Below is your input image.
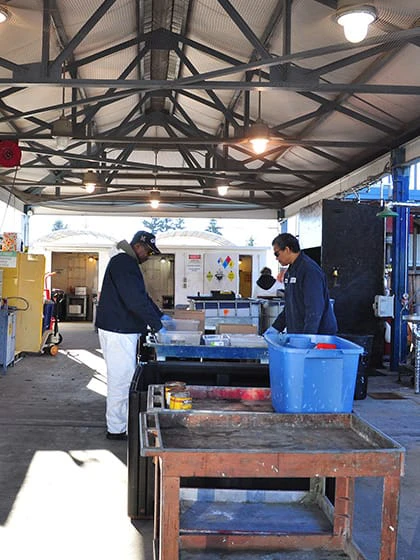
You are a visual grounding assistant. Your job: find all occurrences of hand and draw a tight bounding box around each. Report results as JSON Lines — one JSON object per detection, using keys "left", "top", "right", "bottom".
{"left": 161, "top": 314, "right": 173, "bottom": 322}
{"left": 264, "top": 326, "right": 279, "bottom": 336}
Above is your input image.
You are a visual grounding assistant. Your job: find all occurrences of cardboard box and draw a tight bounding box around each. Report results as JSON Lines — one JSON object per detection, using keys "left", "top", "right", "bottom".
{"left": 174, "top": 309, "right": 205, "bottom": 331}
{"left": 216, "top": 323, "right": 258, "bottom": 334}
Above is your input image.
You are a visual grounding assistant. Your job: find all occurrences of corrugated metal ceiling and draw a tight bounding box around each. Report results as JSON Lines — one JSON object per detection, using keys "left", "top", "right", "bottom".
{"left": 0, "top": 0, "right": 419, "bottom": 217}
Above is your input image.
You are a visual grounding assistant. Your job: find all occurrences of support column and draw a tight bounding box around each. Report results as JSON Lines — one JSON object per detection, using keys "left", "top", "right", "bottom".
{"left": 390, "top": 147, "right": 410, "bottom": 370}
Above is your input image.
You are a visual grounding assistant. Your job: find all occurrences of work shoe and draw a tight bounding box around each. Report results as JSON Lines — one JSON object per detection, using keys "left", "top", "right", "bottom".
{"left": 106, "top": 431, "right": 127, "bottom": 441}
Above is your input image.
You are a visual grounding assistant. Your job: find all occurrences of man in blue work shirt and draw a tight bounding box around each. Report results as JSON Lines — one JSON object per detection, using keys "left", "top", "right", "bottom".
{"left": 271, "top": 233, "right": 337, "bottom": 334}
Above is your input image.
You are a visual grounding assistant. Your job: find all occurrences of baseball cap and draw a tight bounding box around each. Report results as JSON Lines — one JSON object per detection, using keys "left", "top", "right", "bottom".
{"left": 130, "top": 231, "right": 161, "bottom": 255}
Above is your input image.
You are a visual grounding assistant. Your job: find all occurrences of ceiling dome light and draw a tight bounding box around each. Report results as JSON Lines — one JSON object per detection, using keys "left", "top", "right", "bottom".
{"left": 0, "top": 7, "right": 10, "bottom": 24}
{"left": 248, "top": 120, "right": 270, "bottom": 154}
{"left": 336, "top": 4, "right": 377, "bottom": 43}
{"left": 83, "top": 170, "right": 98, "bottom": 193}
{"left": 216, "top": 178, "right": 229, "bottom": 196}
{"left": 150, "top": 189, "right": 160, "bottom": 209}
{"left": 52, "top": 115, "right": 73, "bottom": 149}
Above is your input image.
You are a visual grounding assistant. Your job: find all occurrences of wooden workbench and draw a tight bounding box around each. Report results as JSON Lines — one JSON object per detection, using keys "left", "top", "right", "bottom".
{"left": 140, "top": 411, "right": 404, "bottom": 560}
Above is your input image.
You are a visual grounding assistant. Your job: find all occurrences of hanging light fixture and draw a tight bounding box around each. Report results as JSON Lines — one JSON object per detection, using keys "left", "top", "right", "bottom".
{"left": 336, "top": 2, "right": 377, "bottom": 43}
{"left": 51, "top": 66, "right": 73, "bottom": 148}
{"left": 216, "top": 178, "right": 229, "bottom": 196}
{"left": 248, "top": 70, "right": 269, "bottom": 154}
{"left": 0, "top": 6, "right": 10, "bottom": 24}
{"left": 52, "top": 115, "right": 73, "bottom": 149}
{"left": 150, "top": 150, "right": 161, "bottom": 209}
{"left": 150, "top": 188, "right": 160, "bottom": 209}
{"left": 83, "top": 170, "right": 98, "bottom": 193}
{"left": 376, "top": 203, "right": 398, "bottom": 218}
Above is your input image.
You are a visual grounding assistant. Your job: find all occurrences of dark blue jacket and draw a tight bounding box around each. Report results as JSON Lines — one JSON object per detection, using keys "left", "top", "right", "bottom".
{"left": 95, "top": 251, "right": 162, "bottom": 334}
{"left": 273, "top": 252, "right": 337, "bottom": 334}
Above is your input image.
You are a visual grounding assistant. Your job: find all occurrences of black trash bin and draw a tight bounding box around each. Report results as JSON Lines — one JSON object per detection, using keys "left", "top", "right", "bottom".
{"left": 338, "top": 333, "right": 374, "bottom": 400}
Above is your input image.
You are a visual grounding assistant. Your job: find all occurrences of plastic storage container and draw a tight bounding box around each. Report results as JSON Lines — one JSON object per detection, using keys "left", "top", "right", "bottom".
{"left": 162, "top": 318, "right": 200, "bottom": 331}
{"left": 157, "top": 330, "right": 202, "bottom": 346}
{"left": 202, "top": 334, "right": 231, "bottom": 346}
{"left": 228, "top": 334, "right": 268, "bottom": 348}
{"left": 263, "top": 331, "right": 363, "bottom": 413}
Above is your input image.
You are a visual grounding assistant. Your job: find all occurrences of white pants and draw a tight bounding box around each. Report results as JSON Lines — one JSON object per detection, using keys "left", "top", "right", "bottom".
{"left": 98, "top": 328, "right": 140, "bottom": 434}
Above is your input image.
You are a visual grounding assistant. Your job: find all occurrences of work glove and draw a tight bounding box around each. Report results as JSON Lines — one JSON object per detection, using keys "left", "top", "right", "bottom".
{"left": 264, "top": 326, "right": 279, "bottom": 336}
{"left": 152, "top": 326, "right": 167, "bottom": 343}
{"left": 161, "top": 314, "right": 173, "bottom": 322}
{"left": 161, "top": 314, "right": 176, "bottom": 330}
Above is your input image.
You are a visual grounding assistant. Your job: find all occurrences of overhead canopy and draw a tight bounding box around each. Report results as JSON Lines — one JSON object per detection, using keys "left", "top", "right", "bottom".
{"left": 0, "top": 0, "right": 419, "bottom": 218}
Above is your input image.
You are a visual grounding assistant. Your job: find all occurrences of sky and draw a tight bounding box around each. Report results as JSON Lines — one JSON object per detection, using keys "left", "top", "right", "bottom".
{"left": 0, "top": 201, "right": 280, "bottom": 248}
{"left": 30, "top": 215, "right": 280, "bottom": 247}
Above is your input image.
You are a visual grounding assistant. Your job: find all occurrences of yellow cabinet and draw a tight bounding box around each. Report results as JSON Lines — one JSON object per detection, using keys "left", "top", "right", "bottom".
{"left": 1, "top": 253, "right": 45, "bottom": 354}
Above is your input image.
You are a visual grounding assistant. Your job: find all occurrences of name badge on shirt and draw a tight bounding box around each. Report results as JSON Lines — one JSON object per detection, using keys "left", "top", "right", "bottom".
{"left": 289, "top": 277, "right": 297, "bottom": 283}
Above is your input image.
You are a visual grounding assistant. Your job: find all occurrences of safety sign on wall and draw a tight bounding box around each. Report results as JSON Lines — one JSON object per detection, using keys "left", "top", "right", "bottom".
{"left": 187, "top": 254, "right": 202, "bottom": 273}
{"left": 204, "top": 254, "right": 237, "bottom": 291}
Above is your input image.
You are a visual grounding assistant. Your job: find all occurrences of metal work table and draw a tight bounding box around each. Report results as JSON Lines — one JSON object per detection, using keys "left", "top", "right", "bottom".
{"left": 146, "top": 384, "right": 273, "bottom": 413}
{"left": 128, "top": 362, "right": 271, "bottom": 519}
{"left": 402, "top": 314, "right": 420, "bottom": 393}
{"left": 147, "top": 342, "right": 268, "bottom": 363}
{"left": 140, "top": 411, "right": 404, "bottom": 560}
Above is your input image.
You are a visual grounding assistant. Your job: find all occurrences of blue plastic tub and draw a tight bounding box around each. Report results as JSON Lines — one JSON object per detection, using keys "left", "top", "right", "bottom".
{"left": 263, "top": 331, "right": 363, "bottom": 413}
{"left": 42, "top": 302, "right": 54, "bottom": 332}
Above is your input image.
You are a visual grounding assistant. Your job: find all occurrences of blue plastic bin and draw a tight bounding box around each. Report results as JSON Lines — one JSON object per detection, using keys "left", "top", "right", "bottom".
{"left": 42, "top": 302, "right": 54, "bottom": 332}
{"left": 263, "top": 331, "right": 363, "bottom": 413}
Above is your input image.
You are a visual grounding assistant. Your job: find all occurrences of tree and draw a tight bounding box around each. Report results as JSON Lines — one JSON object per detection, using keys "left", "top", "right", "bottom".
{"left": 142, "top": 217, "right": 185, "bottom": 234}
{"left": 52, "top": 220, "right": 67, "bottom": 231}
{"left": 247, "top": 236, "right": 255, "bottom": 246}
{"left": 205, "top": 218, "right": 222, "bottom": 235}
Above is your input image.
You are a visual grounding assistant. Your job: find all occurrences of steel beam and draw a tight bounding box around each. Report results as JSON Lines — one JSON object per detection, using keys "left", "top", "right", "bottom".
{"left": 390, "top": 148, "right": 410, "bottom": 371}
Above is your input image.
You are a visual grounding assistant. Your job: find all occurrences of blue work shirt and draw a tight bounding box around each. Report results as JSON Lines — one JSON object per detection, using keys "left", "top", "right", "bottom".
{"left": 95, "top": 251, "right": 162, "bottom": 334}
{"left": 272, "top": 252, "right": 337, "bottom": 334}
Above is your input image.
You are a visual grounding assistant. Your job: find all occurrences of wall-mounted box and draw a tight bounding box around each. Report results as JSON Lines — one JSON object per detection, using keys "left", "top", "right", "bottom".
{"left": 373, "top": 295, "right": 394, "bottom": 318}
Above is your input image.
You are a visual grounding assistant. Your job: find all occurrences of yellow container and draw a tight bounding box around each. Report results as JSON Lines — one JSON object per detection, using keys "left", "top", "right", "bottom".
{"left": 164, "top": 381, "right": 186, "bottom": 407}
{"left": 169, "top": 391, "right": 192, "bottom": 410}
{"left": 1, "top": 253, "right": 45, "bottom": 353}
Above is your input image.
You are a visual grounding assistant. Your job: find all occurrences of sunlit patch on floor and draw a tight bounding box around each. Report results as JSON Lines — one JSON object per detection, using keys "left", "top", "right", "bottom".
{"left": 58, "top": 349, "right": 108, "bottom": 395}
{"left": 2, "top": 449, "right": 143, "bottom": 558}
{"left": 368, "top": 392, "right": 406, "bottom": 400}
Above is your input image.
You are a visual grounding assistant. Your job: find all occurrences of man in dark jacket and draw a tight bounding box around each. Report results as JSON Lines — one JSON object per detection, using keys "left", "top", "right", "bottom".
{"left": 271, "top": 233, "right": 337, "bottom": 334}
{"left": 96, "top": 230, "right": 164, "bottom": 439}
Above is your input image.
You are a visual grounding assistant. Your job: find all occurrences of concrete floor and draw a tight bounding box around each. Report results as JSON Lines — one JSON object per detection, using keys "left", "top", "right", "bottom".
{"left": 0, "top": 322, "right": 419, "bottom": 560}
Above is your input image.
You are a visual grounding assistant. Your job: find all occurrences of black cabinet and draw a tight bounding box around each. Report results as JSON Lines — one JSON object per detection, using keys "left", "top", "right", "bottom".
{"left": 66, "top": 294, "right": 88, "bottom": 320}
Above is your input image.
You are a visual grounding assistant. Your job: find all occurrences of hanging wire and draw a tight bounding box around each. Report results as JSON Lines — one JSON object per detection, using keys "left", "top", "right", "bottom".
{"left": 61, "top": 64, "right": 66, "bottom": 117}
{"left": 0, "top": 167, "right": 19, "bottom": 232}
{"left": 153, "top": 149, "right": 158, "bottom": 188}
